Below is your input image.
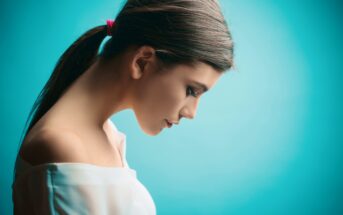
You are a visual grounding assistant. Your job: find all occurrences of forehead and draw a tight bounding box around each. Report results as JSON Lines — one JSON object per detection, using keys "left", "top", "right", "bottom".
{"left": 162, "top": 61, "right": 223, "bottom": 90}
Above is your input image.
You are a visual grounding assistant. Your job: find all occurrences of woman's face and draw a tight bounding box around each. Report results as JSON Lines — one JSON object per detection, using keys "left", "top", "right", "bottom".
{"left": 131, "top": 58, "right": 222, "bottom": 136}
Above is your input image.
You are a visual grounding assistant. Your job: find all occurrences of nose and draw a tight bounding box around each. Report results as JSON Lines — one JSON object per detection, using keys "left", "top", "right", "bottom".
{"left": 180, "top": 98, "right": 199, "bottom": 120}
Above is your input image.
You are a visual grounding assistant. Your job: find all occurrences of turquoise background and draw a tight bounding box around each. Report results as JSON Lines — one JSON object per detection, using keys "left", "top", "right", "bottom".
{"left": 1, "top": 0, "right": 342, "bottom": 214}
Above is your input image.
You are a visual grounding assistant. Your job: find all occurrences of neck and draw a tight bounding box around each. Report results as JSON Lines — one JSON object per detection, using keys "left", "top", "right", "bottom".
{"left": 49, "top": 57, "right": 133, "bottom": 129}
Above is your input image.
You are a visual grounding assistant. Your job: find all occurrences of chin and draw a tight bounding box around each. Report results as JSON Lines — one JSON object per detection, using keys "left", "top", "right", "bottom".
{"left": 140, "top": 125, "right": 162, "bottom": 136}
{"left": 143, "top": 128, "right": 161, "bottom": 136}
{"left": 135, "top": 115, "right": 162, "bottom": 136}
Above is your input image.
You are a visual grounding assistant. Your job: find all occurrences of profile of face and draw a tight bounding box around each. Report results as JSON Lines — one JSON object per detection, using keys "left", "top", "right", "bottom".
{"left": 129, "top": 46, "right": 223, "bottom": 136}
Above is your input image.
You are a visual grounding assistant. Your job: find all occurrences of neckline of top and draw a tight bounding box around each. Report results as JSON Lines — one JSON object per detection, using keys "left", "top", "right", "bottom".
{"left": 15, "top": 155, "right": 136, "bottom": 173}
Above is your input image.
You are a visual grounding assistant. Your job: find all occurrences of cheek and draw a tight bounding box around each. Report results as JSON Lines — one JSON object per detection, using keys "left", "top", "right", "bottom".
{"left": 133, "top": 79, "right": 184, "bottom": 126}
{"left": 143, "top": 82, "right": 181, "bottom": 115}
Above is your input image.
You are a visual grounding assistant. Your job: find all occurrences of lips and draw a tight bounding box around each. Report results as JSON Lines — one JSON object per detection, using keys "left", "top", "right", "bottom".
{"left": 165, "top": 119, "right": 173, "bottom": 128}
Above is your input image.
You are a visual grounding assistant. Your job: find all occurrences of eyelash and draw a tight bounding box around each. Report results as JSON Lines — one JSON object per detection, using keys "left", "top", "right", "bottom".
{"left": 186, "top": 86, "right": 199, "bottom": 97}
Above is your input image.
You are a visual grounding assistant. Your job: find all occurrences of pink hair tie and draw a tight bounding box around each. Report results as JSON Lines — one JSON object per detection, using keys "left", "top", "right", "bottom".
{"left": 106, "top": 19, "right": 115, "bottom": 36}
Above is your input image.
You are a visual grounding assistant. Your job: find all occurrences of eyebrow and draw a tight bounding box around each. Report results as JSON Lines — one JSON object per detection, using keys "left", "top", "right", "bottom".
{"left": 192, "top": 81, "right": 209, "bottom": 93}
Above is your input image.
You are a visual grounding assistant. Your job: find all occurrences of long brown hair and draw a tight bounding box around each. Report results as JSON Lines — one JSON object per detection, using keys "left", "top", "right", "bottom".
{"left": 19, "top": 0, "right": 234, "bottom": 145}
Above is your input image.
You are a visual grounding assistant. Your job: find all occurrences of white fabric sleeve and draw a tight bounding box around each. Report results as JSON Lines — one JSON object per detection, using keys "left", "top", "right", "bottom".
{"left": 23, "top": 165, "right": 155, "bottom": 215}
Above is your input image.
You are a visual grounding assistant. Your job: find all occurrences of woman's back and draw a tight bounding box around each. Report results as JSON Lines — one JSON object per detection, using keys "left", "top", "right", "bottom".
{"left": 18, "top": 111, "right": 124, "bottom": 168}
{"left": 12, "top": 119, "right": 156, "bottom": 215}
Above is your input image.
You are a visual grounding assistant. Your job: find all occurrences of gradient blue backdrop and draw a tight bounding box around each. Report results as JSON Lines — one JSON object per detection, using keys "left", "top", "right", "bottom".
{"left": 1, "top": 0, "right": 342, "bottom": 214}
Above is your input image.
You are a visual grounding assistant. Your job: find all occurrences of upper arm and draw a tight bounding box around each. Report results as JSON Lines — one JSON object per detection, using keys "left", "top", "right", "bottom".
{"left": 20, "top": 128, "right": 88, "bottom": 166}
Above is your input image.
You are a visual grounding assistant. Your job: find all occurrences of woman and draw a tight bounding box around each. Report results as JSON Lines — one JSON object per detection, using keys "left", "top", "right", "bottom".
{"left": 12, "top": 0, "right": 234, "bottom": 214}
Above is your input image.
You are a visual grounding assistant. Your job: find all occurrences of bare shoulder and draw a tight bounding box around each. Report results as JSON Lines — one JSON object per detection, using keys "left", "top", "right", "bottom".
{"left": 19, "top": 127, "right": 88, "bottom": 166}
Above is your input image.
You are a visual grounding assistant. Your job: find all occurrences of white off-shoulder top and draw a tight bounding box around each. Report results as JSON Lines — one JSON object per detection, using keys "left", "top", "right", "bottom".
{"left": 11, "top": 120, "right": 156, "bottom": 215}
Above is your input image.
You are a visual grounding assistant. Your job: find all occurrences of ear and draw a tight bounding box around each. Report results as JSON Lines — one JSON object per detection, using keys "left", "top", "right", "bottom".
{"left": 130, "top": 45, "right": 156, "bottom": 80}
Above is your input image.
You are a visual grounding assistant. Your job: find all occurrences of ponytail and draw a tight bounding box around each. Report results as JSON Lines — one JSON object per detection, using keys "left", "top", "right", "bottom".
{"left": 19, "top": 24, "right": 108, "bottom": 145}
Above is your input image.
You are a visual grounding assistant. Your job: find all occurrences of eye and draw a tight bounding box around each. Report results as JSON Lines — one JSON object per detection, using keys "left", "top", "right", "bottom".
{"left": 186, "top": 86, "right": 199, "bottom": 97}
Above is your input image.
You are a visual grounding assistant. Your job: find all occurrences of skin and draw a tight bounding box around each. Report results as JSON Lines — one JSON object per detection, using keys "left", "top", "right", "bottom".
{"left": 20, "top": 45, "right": 222, "bottom": 166}
{"left": 124, "top": 45, "right": 223, "bottom": 135}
